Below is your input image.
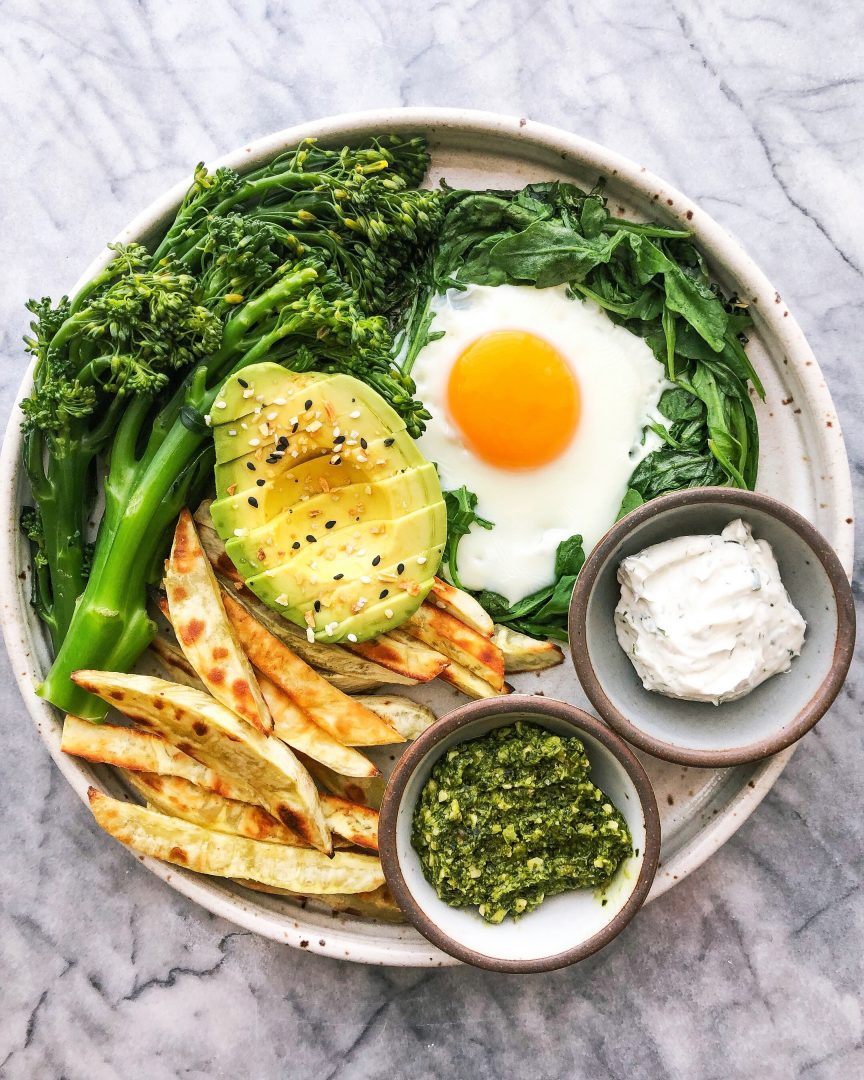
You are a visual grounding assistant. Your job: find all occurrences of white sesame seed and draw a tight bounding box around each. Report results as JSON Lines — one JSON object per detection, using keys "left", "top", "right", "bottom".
{"left": 306, "top": 627, "right": 315, "bottom": 643}
{"left": 256, "top": 394, "right": 265, "bottom": 402}
{"left": 204, "top": 414, "right": 212, "bottom": 427}
{"left": 347, "top": 633, "right": 358, "bottom": 643}
{"left": 325, "top": 621, "right": 338, "bottom": 636}
{"left": 360, "top": 575, "right": 371, "bottom": 584}
{"left": 258, "top": 423, "right": 270, "bottom": 436}
{"left": 228, "top": 429, "right": 237, "bottom": 436}
{"left": 240, "top": 422, "right": 248, "bottom": 430}
{"left": 350, "top": 410, "right": 361, "bottom": 419}
{"left": 233, "top": 528, "right": 248, "bottom": 538}
{"left": 267, "top": 411, "right": 277, "bottom": 421}
{"left": 306, "top": 420, "right": 322, "bottom": 433}
{"left": 275, "top": 593, "right": 289, "bottom": 605}
{"left": 356, "top": 454, "right": 368, "bottom": 463}
{"left": 417, "top": 556, "right": 427, "bottom": 564}
{"left": 385, "top": 608, "right": 394, "bottom": 619}
{"left": 242, "top": 388, "right": 254, "bottom": 398}
{"left": 249, "top": 438, "right": 260, "bottom": 447}
{"left": 215, "top": 401, "right": 227, "bottom": 410}
{"left": 273, "top": 397, "right": 286, "bottom": 405}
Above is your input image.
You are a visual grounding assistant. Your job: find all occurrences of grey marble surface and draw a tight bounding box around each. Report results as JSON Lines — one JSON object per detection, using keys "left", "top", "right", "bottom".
{"left": 1, "top": 1, "right": 862, "bottom": 1077}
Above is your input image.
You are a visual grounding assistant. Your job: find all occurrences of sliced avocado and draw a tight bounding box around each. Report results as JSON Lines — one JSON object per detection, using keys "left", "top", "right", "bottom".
{"left": 210, "top": 363, "right": 445, "bottom": 642}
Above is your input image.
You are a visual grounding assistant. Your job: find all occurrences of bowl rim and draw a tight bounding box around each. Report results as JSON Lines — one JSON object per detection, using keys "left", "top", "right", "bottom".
{"left": 569, "top": 487, "right": 857, "bottom": 768}
{"left": 378, "top": 694, "right": 661, "bottom": 973}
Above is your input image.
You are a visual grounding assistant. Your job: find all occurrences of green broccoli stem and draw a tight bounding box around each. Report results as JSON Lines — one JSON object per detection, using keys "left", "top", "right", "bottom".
{"left": 38, "top": 267, "right": 318, "bottom": 719}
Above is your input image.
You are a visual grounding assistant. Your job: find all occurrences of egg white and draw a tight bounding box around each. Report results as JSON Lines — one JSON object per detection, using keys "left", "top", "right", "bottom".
{"left": 412, "top": 284, "right": 667, "bottom": 603}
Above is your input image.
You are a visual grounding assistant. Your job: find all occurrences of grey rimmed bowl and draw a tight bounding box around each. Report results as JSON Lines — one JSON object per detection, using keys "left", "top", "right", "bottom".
{"left": 569, "top": 488, "right": 856, "bottom": 768}
{"left": 378, "top": 696, "right": 661, "bottom": 973}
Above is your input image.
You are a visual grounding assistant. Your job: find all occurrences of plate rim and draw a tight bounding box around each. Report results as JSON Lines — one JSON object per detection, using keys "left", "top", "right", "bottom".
{"left": 0, "top": 106, "right": 853, "bottom": 967}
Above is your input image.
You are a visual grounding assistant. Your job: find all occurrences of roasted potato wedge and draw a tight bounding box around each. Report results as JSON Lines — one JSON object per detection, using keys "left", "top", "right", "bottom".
{"left": 427, "top": 578, "right": 494, "bottom": 637}
{"left": 125, "top": 771, "right": 306, "bottom": 845}
{"left": 300, "top": 756, "right": 387, "bottom": 811}
{"left": 316, "top": 671, "right": 386, "bottom": 693}
{"left": 166, "top": 510, "right": 272, "bottom": 734}
{"left": 353, "top": 694, "right": 437, "bottom": 741}
{"left": 89, "top": 789, "right": 383, "bottom": 894}
{"left": 492, "top": 625, "right": 565, "bottom": 673}
{"left": 438, "top": 659, "right": 507, "bottom": 700}
{"left": 319, "top": 794, "right": 379, "bottom": 853}
{"left": 73, "top": 671, "right": 330, "bottom": 852}
{"left": 221, "top": 590, "right": 402, "bottom": 747}
{"left": 347, "top": 632, "right": 449, "bottom": 683}
{"left": 404, "top": 604, "right": 505, "bottom": 690}
{"left": 149, "top": 634, "right": 206, "bottom": 690}
{"left": 257, "top": 673, "right": 379, "bottom": 779}
{"left": 238, "top": 880, "right": 403, "bottom": 923}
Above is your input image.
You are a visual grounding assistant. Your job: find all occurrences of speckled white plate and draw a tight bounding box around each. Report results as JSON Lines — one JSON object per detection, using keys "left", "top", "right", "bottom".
{"left": 0, "top": 109, "right": 854, "bottom": 967}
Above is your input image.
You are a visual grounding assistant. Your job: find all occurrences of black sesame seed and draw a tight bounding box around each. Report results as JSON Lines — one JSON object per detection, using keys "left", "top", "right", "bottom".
{"left": 265, "top": 455, "right": 279, "bottom": 464}
{"left": 292, "top": 541, "right": 301, "bottom": 550}
{"left": 372, "top": 555, "right": 381, "bottom": 566}
{"left": 304, "top": 399, "right": 313, "bottom": 410}
{"left": 333, "top": 435, "right": 346, "bottom": 444}
{"left": 397, "top": 563, "right": 405, "bottom": 574}
{"left": 332, "top": 456, "right": 341, "bottom": 466}
{"left": 325, "top": 520, "right": 336, "bottom": 529}
{"left": 306, "top": 534, "right": 317, "bottom": 544}
{"left": 248, "top": 497, "right": 258, "bottom": 508}
{"left": 246, "top": 462, "right": 256, "bottom": 471}
{"left": 379, "top": 589, "right": 389, "bottom": 599}
{"left": 238, "top": 378, "right": 248, "bottom": 388}
{"left": 334, "top": 573, "right": 344, "bottom": 580}
{"left": 360, "top": 437, "right": 368, "bottom": 449}
{"left": 313, "top": 600, "right": 321, "bottom": 613}
{"left": 292, "top": 422, "right": 299, "bottom": 433}
{"left": 383, "top": 438, "right": 395, "bottom": 447}
{"left": 256, "top": 478, "right": 265, "bottom": 487}
{"left": 277, "top": 436, "right": 289, "bottom": 448}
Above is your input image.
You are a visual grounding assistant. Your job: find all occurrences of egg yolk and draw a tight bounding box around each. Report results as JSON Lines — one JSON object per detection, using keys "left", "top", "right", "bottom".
{"left": 446, "top": 330, "right": 581, "bottom": 469}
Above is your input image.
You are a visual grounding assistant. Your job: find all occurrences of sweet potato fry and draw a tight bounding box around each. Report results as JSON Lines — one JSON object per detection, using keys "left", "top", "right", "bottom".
{"left": 300, "top": 756, "right": 387, "bottom": 810}
{"left": 427, "top": 578, "right": 494, "bottom": 637}
{"left": 257, "top": 674, "right": 379, "bottom": 778}
{"left": 347, "top": 632, "right": 449, "bottom": 682}
{"left": 237, "top": 880, "right": 403, "bottom": 922}
{"left": 319, "top": 795, "right": 379, "bottom": 852}
{"left": 221, "top": 590, "right": 403, "bottom": 747}
{"left": 492, "top": 625, "right": 565, "bottom": 673}
{"left": 89, "top": 789, "right": 383, "bottom": 894}
{"left": 404, "top": 604, "right": 505, "bottom": 690}
{"left": 353, "top": 695, "right": 437, "bottom": 741}
{"left": 73, "top": 671, "right": 330, "bottom": 852}
{"left": 438, "top": 659, "right": 507, "bottom": 700}
{"left": 166, "top": 510, "right": 272, "bottom": 734}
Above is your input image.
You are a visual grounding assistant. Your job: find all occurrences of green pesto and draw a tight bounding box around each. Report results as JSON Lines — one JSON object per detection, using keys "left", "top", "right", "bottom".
{"left": 411, "top": 721, "right": 632, "bottom": 924}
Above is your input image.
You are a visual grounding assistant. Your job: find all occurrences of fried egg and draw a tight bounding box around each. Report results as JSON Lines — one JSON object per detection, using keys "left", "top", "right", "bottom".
{"left": 411, "top": 284, "right": 667, "bottom": 603}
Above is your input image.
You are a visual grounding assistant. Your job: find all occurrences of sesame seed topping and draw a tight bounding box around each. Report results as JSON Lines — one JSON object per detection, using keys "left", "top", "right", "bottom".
{"left": 325, "top": 520, "right": 336, "bottom": 529}
{"left": 215, "top": 400, "right": 227, "bottom": 409}
{"left": 397, "top": 563, "right": 405, "bottom": 574}
{"left": 304, "top": 399, "right": 313, "bottom": 410}
{"left": 360, "top": 437, "right": 368, "bottom": 450}
{"left": 267, "top": 411, "right": 277, "bottom": 421}
{"left": 334, "top": 573, "right": 344, "bottom": 580}
{"left": 242, "top": 388, "right": 254, "bottom": 398}
{"left": 228, "top": 429, "right": 237, "bottom": 437}
{"left": 347, "top": 633, "right": 358, "bottom": 643}
{"left": 350, "top": 409, "right": 361, "bottom": 419}
{"left": 306, "top": 535, "right": 317, "bottom": 544}
{"left": 333, "top": 435, "right": 346, "bottom": 445}
{"left": 331, "top": 456, "right": 342, "bottom": 465}
{"left": 417, "top": 556, "right": 427, "bottom": 564}
{"left": 324, "top": 621, "right": 338, "bottom": 636}
{"left": 249, "top": 438, "right": 261, "bottom": 447}
{"left": 292, "top": 542, "right": 301, "bottom": 550}
{"left": 356, "top": 453, "right": 368, "bottom": 463}
{"left": 306, "top": 627, "right": 315, "bottom": 643}
{"left": 237, "top": 378, "right": 248, "bottom": 388}
{"left": 246, "top": 462, "right": 256, "bottom": 471}
{"left": 379, "top": 589, "right": 389, "bottom": 599}
{"left": 233, "top": 528, "right": 247, "bottom": 537}
{"left": 361, "top": 575, "right": 371, "bottom": 584}
{"left": 248, "top": 497, "right": 258, "bottom": 508}
{"left": 313, "top": 600, "right": 321, "bottom": 613}
{"left": 204, "top": 414, "right": 212, "bottom": 426}
{"left": 385, "top": 608, "right": 394, "bottom": 619}
{"left": 383, "top": 438, "right": 395, "bottom": 447}
{"left": 275, "top": 593, "right": 289, "bottom": 605}
{"left": 372, "top": 555, "right": 381, "bottom": 566}
{"left": 274, "top": 397, "right": 286, "bottom": 405}
{"left": 256, "top": 478, "right": 265, "bottom": 487}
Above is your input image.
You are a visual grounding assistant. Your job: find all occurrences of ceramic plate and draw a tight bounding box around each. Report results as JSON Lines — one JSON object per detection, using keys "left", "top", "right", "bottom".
{"left": 0, "top": 108, "right": 854, "bottom": 967}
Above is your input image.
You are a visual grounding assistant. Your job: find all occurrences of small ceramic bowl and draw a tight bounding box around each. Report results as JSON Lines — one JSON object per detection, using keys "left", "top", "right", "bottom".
{"left": 378, "top": 696, "right": 660, "bottom": 972}
{"left": 569, "top": 488, "right": 856, "bottom": 768}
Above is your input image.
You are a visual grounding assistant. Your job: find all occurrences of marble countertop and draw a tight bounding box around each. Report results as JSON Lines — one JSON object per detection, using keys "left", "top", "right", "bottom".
{"left": 1, "top": 1, "right": 861, "bottom": 1077}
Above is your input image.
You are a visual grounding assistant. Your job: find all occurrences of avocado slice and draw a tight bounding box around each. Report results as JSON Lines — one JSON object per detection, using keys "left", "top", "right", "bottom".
{"left": 210, "top": 364, "right": 445, "bottom": 642}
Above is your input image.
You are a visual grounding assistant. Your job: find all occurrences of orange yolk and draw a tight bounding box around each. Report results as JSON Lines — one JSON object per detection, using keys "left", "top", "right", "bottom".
{"left": 446, "top": 330, "right": 580, "bottom": 470}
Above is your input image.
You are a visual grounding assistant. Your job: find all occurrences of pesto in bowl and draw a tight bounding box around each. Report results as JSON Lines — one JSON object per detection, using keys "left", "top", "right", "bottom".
{"left": 411, "top": 721, "right": 632, "bottom": 923}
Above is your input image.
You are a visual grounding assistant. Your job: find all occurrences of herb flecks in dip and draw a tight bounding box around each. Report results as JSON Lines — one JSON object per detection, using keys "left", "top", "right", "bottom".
{"left": 411, "top": 721, "right": 632, "bottom": 924}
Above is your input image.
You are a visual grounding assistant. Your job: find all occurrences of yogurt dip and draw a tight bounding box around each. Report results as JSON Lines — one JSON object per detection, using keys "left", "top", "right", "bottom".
{"left": 614, "top": 519, "right": 806, "bottom": 704}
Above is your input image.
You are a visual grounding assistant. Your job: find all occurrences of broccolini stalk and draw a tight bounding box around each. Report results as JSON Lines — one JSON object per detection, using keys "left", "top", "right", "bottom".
{"left": 32, "top": 136, "right": 442, "bottom": 718}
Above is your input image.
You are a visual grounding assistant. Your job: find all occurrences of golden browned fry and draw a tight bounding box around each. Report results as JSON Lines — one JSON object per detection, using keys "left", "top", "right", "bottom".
{"left": 353, "top": 695, "right": 437, "bottom": 741}
{"left": 61, "top": 714, "right": 229, "bottom": 791}
{"left": 166, "top": 510, "right": 272, "bottom": 734}
{"left": 300, "top": 755, "right": 387, "bottom": 810}
{"left": 438, "top": 659, "right": 507, "bottom": 699}
{"left": 427, "top": 578, "right": 494, "bottom": 637}
{"left": 347, "top": 632, "right": 450, "bottom": 683}
{"left": 319, "top": 794, "right": 379, "bottom": 852}
{"left": 125, "top": 771, "right": 306, "bottom": 845}
{"left": 492, "top": 625, "right": 565, "bottom": 673}
{"left": 73, "top": 671, "right": 330, "bottom": 852}
{"left": 404, "top": 604, "right": 505, "bottom": 690}
{"left": 238, "top": 880, "right": 403, "bottom": 923}
{"left": 192, "top": 502, "right": 244, "bottom": 584}
{"left": 88, "top": 789, "right": 383, "bottom": 894}
{"left": 257, "top": 673, "right": 379, "bottom": 779}
{"left": 221, "top": 590, "right": 403, "bottom": 748}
